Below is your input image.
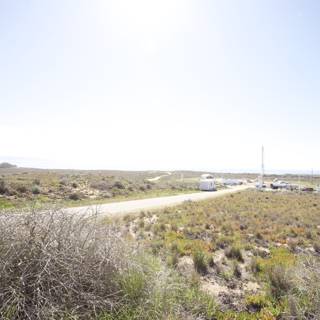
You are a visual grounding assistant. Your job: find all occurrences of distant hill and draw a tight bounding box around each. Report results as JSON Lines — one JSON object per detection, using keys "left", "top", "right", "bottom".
{"left": 0, "top": 162, "right": 17, "bottom": 169}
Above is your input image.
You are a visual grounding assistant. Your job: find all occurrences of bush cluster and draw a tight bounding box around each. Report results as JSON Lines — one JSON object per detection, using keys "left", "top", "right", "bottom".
{"left": 192, "top": 249, "right": 208, "bottom": 274}
{"left": 0, "top": 208, "right": 216, "bottom": 320}
{"left": 0, "top": 180, "right": 7, "bottom": 194}
{"left": 285, "top": 256, "right": 320, "bottom": 319}
{"left": 0, "top": 210, "right": 131, "bottom": 319}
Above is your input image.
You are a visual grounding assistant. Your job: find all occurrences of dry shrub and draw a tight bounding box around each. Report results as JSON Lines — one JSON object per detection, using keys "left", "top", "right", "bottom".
{"left": 313, "top": 242, "right": 320, "bottom": 254}
{"left": 90, "top": 181, "right": 110, "bottom": 191}
{"left": 285, "top": 256, "right": 320, "bottom": 320}
{"left": 15, "top": 184, "right": 28, "bottom": 193}
{"left": 69, "top": 192, "right": 81, "bottom": 200}
{"left": 267, "top": 265, "right": 291, "bottom": 299}
{"left": 0, "top": 208, "right": 212, "bottom": 320}
{"left": 224, "top": 245, "right": 244, "bottom": 262}
{"left": 0, "top": 208, "right": 131, "bottom": 319}
{"left": 113, "top": 181, "right": 125, "bottom": 189}
{"left": 233, "top": 262, "right": 242, "bottom": 278}
{"left": 0, "top": 179, "right": 8, "bottom": 194}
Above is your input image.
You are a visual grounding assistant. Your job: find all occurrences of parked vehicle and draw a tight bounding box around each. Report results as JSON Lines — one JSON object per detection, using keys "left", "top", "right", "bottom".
{"left": 199, "top": 174, "right": 216, "bottom": 191}
{"left": 301, "top": 187, "right": 314, "bottom": 192}
{"left": 255, "top": 182, "right": 266, "bottom": 189}
{"left": 270, "top": 180, "right": 289, "bottom": 190}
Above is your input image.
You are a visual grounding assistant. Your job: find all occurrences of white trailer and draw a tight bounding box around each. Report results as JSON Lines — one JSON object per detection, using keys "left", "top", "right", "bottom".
{"left": 199, "top": 174, "right": 216, "bottom": 191}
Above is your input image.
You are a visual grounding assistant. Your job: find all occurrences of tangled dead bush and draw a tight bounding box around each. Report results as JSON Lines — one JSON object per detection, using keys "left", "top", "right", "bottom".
{"left": 0, "top": 208, "right": 215, "bottom": 320}
{"left": 0, "top": 208, "right": 132, "bottom": 319}
{"left": 285, "top": 256, "right": 320, "bottom": 320}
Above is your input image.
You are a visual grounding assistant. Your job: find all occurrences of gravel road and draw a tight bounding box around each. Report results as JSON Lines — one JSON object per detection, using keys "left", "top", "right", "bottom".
{"left": 65, "top": 185, "right": 251, "bottom": 218}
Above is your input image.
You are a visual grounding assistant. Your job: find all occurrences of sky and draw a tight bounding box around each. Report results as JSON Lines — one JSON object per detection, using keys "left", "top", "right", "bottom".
{"left": 0, "top": 0, "right": 319, "bottom": 173}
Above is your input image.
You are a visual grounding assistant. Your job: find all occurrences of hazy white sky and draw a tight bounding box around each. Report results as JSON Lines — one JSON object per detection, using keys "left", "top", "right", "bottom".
{"left": 1, "top": 0, "right": 320, "bottom": 173}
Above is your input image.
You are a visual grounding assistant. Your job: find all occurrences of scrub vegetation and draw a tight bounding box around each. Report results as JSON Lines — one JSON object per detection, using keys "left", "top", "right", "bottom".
{"left": 1, "top": 168, "right": 320, "bottom": 319}
{"left": 0, "top": 167, "right": 201, "bottom": 209}
{"left": 2, "top": 166, "right": 318, "bottom": 210}
{"left": 0, "top": 208, "right": 216, "bottom": 320}
{"left": 114, "top": 190, "right": 320, "bottom": 319}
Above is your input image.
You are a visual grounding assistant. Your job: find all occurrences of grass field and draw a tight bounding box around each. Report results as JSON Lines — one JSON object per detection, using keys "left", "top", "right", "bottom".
{"left": 113, "top": 189, "right": 320, "bottom": 319}
{"left": 1, "top": 179, "right": 320, "bottom": 319}
{"left": 1, "top": 166, "right": 318, "bottom": 210}
{"left": 1, "top": 165, "right": 320, "bottom": 318}
{"left": 0, "top": 167, "right": 203, "bottom": 209}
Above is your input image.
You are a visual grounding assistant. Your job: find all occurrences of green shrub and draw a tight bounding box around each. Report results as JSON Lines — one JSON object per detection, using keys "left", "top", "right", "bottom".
{"left": 120, "top": 270, "right": 146, "bottom": 302}
{"left": 33, "top": 179, "right": 41, "bottom": 186}
{"left": 192, "top": 249, "right": 208, "bottom": 274}
{"left": 69, "top": 193, "right": 80, "bottom": 200}
{"left": 255, "top": 232, "right": 264, "bottom": 240}
{"left": 91, "top": 181, "right": 109, "bottom": 191}
{"left": 138, "top": 220, "right": 145, "bottom": 229}
{"left": 0, "top": 180, "right": 7, "bottom": 194}
{"left": 225, "top": 245, "right": 244, "bottom": 262}
{"left": 102, "top": 191, "right": 113, "bottom": 198}
{"left": 267, "top": 265, "right": 291, "bottom": 299}
{"left": 216, "top": 235, "right": 234, "bottom": 249}
{"left": 31, "top": 186, "right": 41, "bottom": 195}
{"left": 250, "top": 258, "right": 262, "bottom": 274}
{"left": 139, "top": 211, "right": 146, "bottom": 218}
{"left": 167, "top": 251, "right": 179, "bottom": 267}
{"left": 151, "top": 241, "right": 163, "bottom": 255}
{"left": 113, "top": 181, "right": 125, "bottom": 189}
{"left": 59, "top": 179, "right": 67, "bottom": 186}
{"left": 245, "top": 294, "right": 269, "bottom": 312}
{"left": 313, "top": 242, "right": 320, "bottom": 253}
{"left": 16, "top": 184, "right": 27, "bottom": 193}
{"left": 171, "top": 224, "right": 178, "bottom": 232}
{"left": 233, "top": 262, "right": 242, "bottom": 278}
{"left": 182, "top": 287, "right": 217, "bottom": 319}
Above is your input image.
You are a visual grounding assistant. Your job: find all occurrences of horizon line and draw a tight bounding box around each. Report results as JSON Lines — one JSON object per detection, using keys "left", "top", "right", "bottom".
{"left": 1, "top": 164, "right": 319, "bottom": 176}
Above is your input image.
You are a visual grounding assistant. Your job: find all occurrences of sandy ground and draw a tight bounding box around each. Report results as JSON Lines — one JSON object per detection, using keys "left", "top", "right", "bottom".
{"left": 65, "top": 185, "right": 252, "bottom": 218}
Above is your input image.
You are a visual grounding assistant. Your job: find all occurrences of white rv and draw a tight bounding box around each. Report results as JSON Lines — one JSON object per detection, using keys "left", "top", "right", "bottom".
{"left": 199, "top": 174, "right": 216, "bottom": 191}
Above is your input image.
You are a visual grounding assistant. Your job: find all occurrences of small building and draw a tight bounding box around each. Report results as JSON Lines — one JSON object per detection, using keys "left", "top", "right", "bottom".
{"left": 199, "top": 174, "right": 216, "bottom": 191}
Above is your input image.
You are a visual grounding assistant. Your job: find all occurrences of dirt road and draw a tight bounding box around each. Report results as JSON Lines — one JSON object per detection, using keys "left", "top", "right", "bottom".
{"left": 65, "top": 185, "right": 251, "bottom": 218}
{"left": 146, "top": 171, "right": 172, "bottom": 182}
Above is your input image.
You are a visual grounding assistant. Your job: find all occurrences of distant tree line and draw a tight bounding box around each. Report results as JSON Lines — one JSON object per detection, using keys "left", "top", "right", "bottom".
{"left": 0, "top": 162, "right": 17, "bottom": 169}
